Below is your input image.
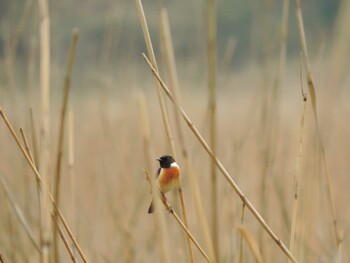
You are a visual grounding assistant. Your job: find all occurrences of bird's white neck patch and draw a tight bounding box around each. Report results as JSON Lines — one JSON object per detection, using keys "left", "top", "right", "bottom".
{"left": 170, "top": 162, "right": 178, "bottom": 168}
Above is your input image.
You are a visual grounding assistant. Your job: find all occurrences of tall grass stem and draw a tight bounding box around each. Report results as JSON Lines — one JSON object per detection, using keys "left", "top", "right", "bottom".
{"left": 294, "top": 0, "right": 342, "bottom": 249}
{"left": 160, "top": 8, "right": 195, "bottom": 263}
{"left": 135, "top": 2, "right": 194, "bottom": 261}
{"left": 207, "top": 0, "right": 219, "bottom": 260}
{"left": 53, "top": 28, "right": 79, "bottom": 263}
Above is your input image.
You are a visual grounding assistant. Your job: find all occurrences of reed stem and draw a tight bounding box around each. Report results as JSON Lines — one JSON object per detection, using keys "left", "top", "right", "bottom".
{"left": 238, "top": 203, "right": 246, "bottom": 263}
{"left": 160, "top": 8, "right": 195, "bottom": 263}
{"left": 135, "top": 2, "right": 194, "bottom": 262}
{"left": 53, "top": 28, "right": 79, "bottom": 263}
{"left": 207, "top": 0, "right": 219, "bottom": 260}
{"left": 38, "top": 0, "right": 52, "bottom": 260}
{"left": 294, "top": 0, "right": 342, "bottom": 249}
{"left": 288, "top": 56, "right": 307, "bottom": 263}
{"left": 138, "top": 93, "right": 172, "bottom": 263}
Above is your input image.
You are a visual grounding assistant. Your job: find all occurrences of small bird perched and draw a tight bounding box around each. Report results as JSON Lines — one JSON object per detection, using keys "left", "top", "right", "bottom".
{"left": 148, "top": 155, "right": 180, "bottom": 214}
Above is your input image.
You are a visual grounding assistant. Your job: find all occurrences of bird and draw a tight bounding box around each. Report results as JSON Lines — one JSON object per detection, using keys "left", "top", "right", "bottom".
{"left": 148, "top": 155, "right": 180, "bottom": 214}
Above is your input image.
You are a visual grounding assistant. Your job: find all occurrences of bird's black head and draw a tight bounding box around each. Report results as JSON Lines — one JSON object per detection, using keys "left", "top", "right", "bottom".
{"left": 157, "top": 155, "right": 176, "bottom": 168}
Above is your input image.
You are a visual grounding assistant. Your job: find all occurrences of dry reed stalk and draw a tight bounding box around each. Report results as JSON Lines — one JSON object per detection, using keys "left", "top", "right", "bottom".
{"left": 152, "top": 183, "right": 173, "bottom": 263}
{"left": 56, "top": 223, "right": 79, "bottom": 263}
{"left": 137, "top": 93, "right": 172, "bottom": 263}
{"left": 135, "top": 2, "right": 194, "bottom": 261}
{"left": 258, "top": 1, "right": 290, "bottom": 255}
{"left": 0, "top": 109, "right": 88, "bottom": 263}
{"left": 53, "top": 28, "right": 79, "bottom": 263}
{"left": 257, "top": 150, "right": 268, "bottom": 257}
{"left": 288, "top": 57, "right": 307, "bottom": 263}
{"left": 255, "top": 2, "right": 275, "bottom": 255}
{"left": 20, "top": 126, "right": 42, "bottom": 243}
{"left": 207, "top": 0, "right": 219, "bottom": 260}
{"left": 160, "top": 14, "right": 217, "bottom": 259}
{"left": 318, "top": 1, "right": 350, "bottom": 155}
{"left": 20, "top": 128, "right": 35, "bottom": 164}
{"left": 29, "top": 108, "right": 40, "bottom": 168}
{"left": 159, "top": 8, "right": 195, "bottom": 263}
{"left": 238, "top": 226, "right": 264, "bottom": 263}
{"left": 169, "top": 211, "right": 210, "bottom": 263}
{"left": 137, "top": 93, "right": 154, "bottom": 176}
{"left": 135, "top": 0, "right": 175, "bottom": 154}
{"left": 294, "top": 0, "right": 342, "bottom": 249}
{"left": 238, "top": 203, "right": 246, "bottom": 263}
{"left": 144, "top": 171, "right": 211, "bottom": 263}
{"left": 0, "top": 173, "right": 40, "bottom": 252}
{"left": 142, "top": 54, "right": 299, "bottom": 263}
{"left": 38, "top": 0, "right": 52, "bottom": 261}
{"left": 259, "top": 1, "right": 291, "bottom": 248}
{"left": 29, "top": 109, "right": 44, "bottom": 250}
{"left": 56, "top": 210, "right": 87, "bottom": 263}
{"left": 187, "top": 163, "right": 216, "bottom": 261}
{"left": 67, "top": 110, "right": 77, "bottom": 255}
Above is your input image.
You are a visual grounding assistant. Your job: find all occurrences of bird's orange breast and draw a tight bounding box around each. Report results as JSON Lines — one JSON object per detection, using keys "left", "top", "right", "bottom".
{"left": 157, "top": 166, "right": 180, "bottom": 193}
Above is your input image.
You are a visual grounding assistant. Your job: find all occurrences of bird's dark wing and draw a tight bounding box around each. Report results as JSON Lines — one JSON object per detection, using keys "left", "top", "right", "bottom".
{"left": 156, "top": 167, "right": 161, "bottom": 178}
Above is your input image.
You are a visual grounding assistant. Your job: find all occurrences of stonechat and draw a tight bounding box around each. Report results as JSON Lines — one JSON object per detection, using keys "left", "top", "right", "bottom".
{"left": 148, "top": 155, "right": 180, "bottom": 213}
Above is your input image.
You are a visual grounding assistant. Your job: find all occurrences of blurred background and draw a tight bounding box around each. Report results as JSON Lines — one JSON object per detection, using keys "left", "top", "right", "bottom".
{"left": 0, "top": 0, "right": 349, "bottom": 262}
{"left": 0, "top": 0, "right": 342, "bottom": 90}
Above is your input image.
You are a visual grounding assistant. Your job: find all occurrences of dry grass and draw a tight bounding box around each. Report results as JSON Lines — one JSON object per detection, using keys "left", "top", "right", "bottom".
{"left": 0, "top": 1, "right": 350, "bottom": 263}
{"left": 1, "top": 67, "right": 350, "bottom": 262}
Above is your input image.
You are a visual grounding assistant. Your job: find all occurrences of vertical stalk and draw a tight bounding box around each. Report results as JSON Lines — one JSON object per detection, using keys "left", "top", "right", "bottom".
{"left": 38, "top": 0, "right": 51, "bottom": 261}
{"left": 135, "top": 0, "right": 175, "bottom": 154}
{"left": 160, "top": 6, "right": 216, "bottom": 260}
{"left": 29, "top": 108, "right": 43, "bottom": 250}
{"left": 67, "top": 110, "right": 76, "bottom": 256}
{"left": 160, "top": 8, "right": 195, "bottom": 263}
{"left": 137, "top": 93, "right": 172, "bottom": 263}
{"left": 288, "top": 64, "right": 307, "bottom": 263}
{"left": 30, "top": 108, "right": 40, "bottom": 168}
{"left": 238, "top": 204, "right": 246, "bottom": 263}
{"left": 207, "top": 0, "right": 219, "bottom": 261}
{"left": 294, "top": 0, "right": 342, "bottom": 249}
{"left": 53, "top": 28, "right": 79, "bottom": 263}
{"left": 135, "top": 1, "right": 194, "bottom": 262}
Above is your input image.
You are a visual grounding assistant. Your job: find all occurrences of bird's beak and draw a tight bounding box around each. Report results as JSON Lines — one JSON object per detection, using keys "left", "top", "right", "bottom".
{"left": 156, "top": 158, "right": 161, "bottom": 161}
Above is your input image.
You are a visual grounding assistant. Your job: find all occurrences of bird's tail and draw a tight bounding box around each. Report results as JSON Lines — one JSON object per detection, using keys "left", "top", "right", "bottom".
{"left": 148, "top": 200, "right": 154, "bottom": 214}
